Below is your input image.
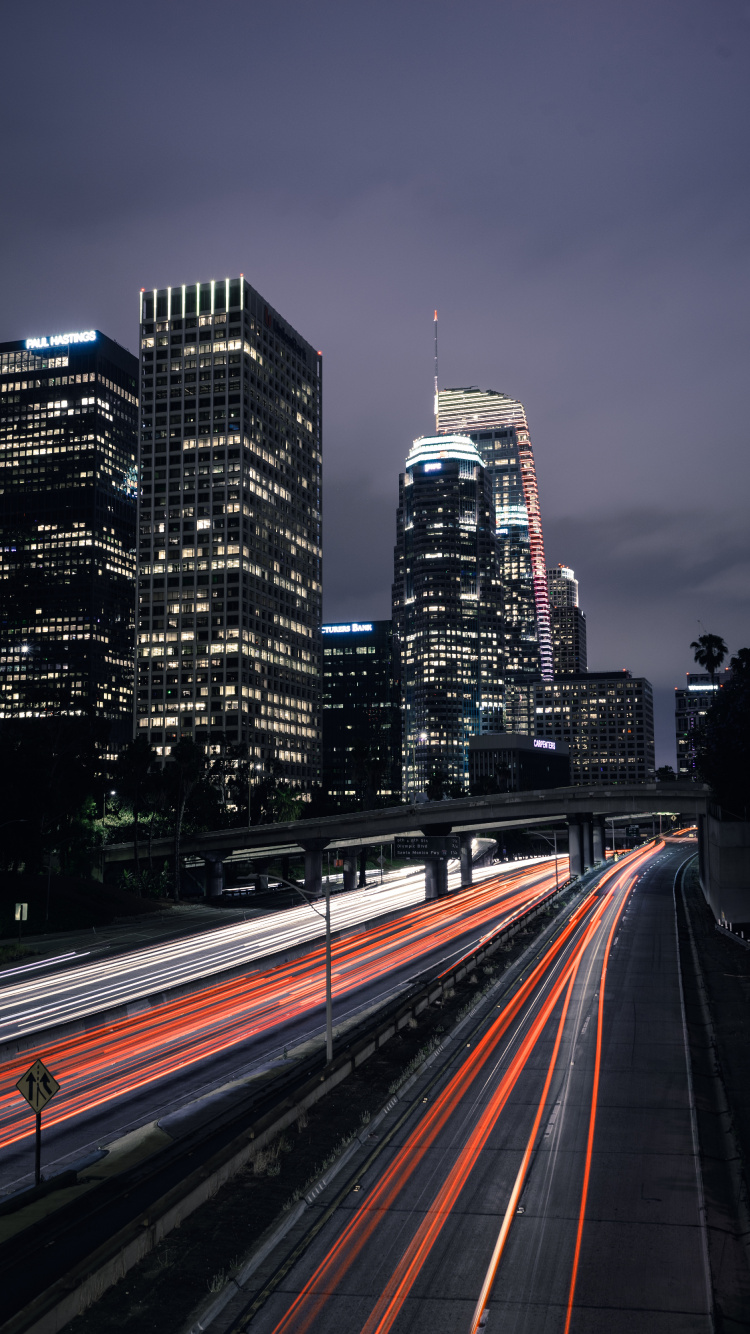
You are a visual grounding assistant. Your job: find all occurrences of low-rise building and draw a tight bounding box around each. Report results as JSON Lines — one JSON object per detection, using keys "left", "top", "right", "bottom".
{"left": 469, "top": 732, "right": 570, "bottom": 792}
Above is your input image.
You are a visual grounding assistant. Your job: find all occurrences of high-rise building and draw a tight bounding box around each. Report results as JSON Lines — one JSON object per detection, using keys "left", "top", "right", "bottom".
{"left": 547, "top": 563, "right": 587, "bottom": 675}
{"left": 0, "top": 329, "right": 138, "bottom": 740}
{"left": 529, "top": 671, "right": 655, "bottom": 784}
{"left": 392, "top": 434, "right": 504, "bottom": 795}
{"left": 437, "top": 387, "right": 552, "bottom": 687}
{"left": 675, "top": 670, "right": 730, "bottom": 779}
{"left": 322, "top": 619, "right": 401, "bottom": 805}
{"left": 136, "top": 278, "right": 322, "bottom": 789}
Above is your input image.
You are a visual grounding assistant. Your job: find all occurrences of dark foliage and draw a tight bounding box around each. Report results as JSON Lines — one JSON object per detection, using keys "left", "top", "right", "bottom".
{"left": 696, "top": 648, "right": 750, "bottom": 815}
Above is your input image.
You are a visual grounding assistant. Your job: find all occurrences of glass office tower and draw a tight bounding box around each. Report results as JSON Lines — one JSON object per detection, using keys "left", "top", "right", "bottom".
{"left": 437, "top": 387, "right": 553, "bottom": 699}
{"left": 547, "top": 563, "right": 587, "bottom": 676}
{"left": 136, "top": 278, "right": 322, "bottom": 789}
{"left": 0, "top": 330, "right": 138, "bottom": 742}
{"left": 392, "top": 435, "right": 504, "bottom": 795}
{"left": 322, "top": 619, "right": 401, "bottom": 805}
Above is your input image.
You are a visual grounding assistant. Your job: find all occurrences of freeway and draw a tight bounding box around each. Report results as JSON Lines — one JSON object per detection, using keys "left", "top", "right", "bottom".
{"left": 0, "top": 859, "right": 553, "bottom": 1046}
{"left": 0, "top": 858, "right": 564, "bottom": 1193}
{"left": 236, "top": 837, "right": 710, "bottom": 1334}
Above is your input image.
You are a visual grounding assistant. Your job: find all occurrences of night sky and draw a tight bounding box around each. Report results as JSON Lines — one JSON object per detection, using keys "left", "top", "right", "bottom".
{"left": 2, "top": 1, "right": 748, "bottom": 766}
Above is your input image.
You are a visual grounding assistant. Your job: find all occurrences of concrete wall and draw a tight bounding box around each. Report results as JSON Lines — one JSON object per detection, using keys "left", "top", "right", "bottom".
{"left": 700, "top": 813, "right": 750, "bottom": 925}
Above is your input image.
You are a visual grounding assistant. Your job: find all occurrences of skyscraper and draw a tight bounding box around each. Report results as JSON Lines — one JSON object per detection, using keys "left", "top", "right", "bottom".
{"left": 547, "top": 563, "right": 587, "bottom": 675}
{"left": 392, "top": 434, "right": 504, "bottom": 795}
{"left": 322, "top": 619, "right": 401, "bottom": 805}
{"left": 136, "top": 278, "right": 322, "bottom": 789}
{"left": 0, "top": 329, "right": 138, "bottom": 740}
{"left": 675, "top": 670, "right": 729, "bottom": 779}
{"left": 531, "top": 670, "right": 655, "bottom": 784}
{"left": 436, "top": 387, "right": 552, "bottom": 694}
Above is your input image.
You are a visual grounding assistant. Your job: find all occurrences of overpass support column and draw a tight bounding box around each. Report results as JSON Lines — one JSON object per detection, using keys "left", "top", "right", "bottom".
{"left": 581, "top": 817, "right": 593, "bottom": 871}
{"left": 459, "top": 833, "right": 473, "bottom": 887}
{"left": 342, "top": 849, "right": 357, "bottom": 893}
{"left": 300, "top": 839, "right": 329, "bottom": 899}
{"left": 568, "top": 821, "right": 582, "bottom": 878}
{"left": 592, "top": 818, "right": 605, "bottom": 865}
{"left": 358, "top": 847, "right": 368, "bottom": 887}
{"left": 253, "top": 857, "right": 271, "bottom": 891}
{"left": 425, "top": 857, "right": 449, "bottom": 901}
{"left": 204, "top": 855, "right": 224, "bottom": 898}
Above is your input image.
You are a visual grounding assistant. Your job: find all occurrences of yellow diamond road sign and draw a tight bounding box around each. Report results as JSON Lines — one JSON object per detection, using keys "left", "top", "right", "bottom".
{"left": 16, "top": 1059, "right": 60, "bottom": 1114}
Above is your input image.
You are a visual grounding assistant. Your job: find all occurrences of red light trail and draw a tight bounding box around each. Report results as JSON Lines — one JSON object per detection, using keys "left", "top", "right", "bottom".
{"left": 252, "top": 842, "right": 658, "bottom": 1334}
{"left": 0, "top": 861, "right": 562, "bottom": 1153}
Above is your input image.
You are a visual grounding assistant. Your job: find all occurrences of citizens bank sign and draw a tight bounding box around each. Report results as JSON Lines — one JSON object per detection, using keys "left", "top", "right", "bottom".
{"left": 25, "top": 330, "right": 97, "bottom": 350}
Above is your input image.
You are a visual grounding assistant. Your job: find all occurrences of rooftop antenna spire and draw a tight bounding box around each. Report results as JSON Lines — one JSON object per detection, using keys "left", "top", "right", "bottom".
{"left": 433, "top": 309, "right": 439, "bottom": 433}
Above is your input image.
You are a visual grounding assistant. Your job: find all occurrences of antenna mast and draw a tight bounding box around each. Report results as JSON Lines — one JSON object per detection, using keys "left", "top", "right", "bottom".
{"left": 433, "top": 309, "right": 439, "bottom": 433}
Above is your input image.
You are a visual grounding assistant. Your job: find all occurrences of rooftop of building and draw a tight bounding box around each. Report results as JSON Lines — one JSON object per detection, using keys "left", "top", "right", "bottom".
{"left": 406, "top": 433, "right": 483, "bottom": 470}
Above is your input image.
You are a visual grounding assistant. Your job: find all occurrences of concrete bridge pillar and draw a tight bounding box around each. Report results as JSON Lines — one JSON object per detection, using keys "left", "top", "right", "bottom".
{"left": 300, "top": 838, "right": 329, "bottom": 899}
{"left": 568, "top": 821, "right": 582, "bottom": 878}
{"left": 581, "top": 818, "right": 593, "bottom": 871}
{"left": 358, "top": 847, "right": 368, "bottom": 887}
{"left": 204, "top": 855, "right": 224, "bottom": 898}
{"left": 459, "top": 833, "right": 473, "bottom": 887}
{"left": 425, "top": 857, "right": 449, "bottom": 900}
{"left": 592, "top": 819, "right": 605, "bottom": 865}
{"left": 342, "top": 849, "right": 357, "bottom": 893}
{"left": 253, "top": 857, "right": 271, "bottom": 891}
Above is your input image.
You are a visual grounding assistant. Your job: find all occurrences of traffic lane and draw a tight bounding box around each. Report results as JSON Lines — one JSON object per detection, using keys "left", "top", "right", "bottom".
{"left": 243, "top": 881, "right": 609, "bottom": 1334}
{"left": 493, "top": 845, "right": 708, "bottom": 1333}
{"left": 568, "top": 846, "right": 710, "bottom": 1332}
{"left": 240, "top": 851, "right": 675, "bottom": 1334}
{"left": 0, "top": 870, "right": 551, "bottom": 1192}
{"left": 0, "top": 862, "right": 552, "bottom": 1042}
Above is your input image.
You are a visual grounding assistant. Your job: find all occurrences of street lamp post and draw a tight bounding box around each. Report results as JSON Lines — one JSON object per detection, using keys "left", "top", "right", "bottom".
{"left": 272, "top": 870, "right": 333, "bottom": 1064}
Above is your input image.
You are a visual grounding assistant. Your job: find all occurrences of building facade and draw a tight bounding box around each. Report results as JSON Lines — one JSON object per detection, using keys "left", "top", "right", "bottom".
{"left": 469, "top": 732, "right": 570, "bottom": 792}
{"left": 0, "top": 329, "right": 138, "bottom": 741}
{"left": 136, "top": 278, "right": 322, "bottom": 788}
{"left": 436, "top": 387, "right": 552, "bottom": 693}
{"left": 322, "top": 620, "right": 401, "bottom": 805}
{"left": 528, "top": 671, "right": 655, "bottom": 785}
{"left": 392, "top": 434, "right": 504, "bottom": 795}
{"left": 675, "top": 670, "right": 729, "bottom": 779}
{"left": 547, "top": 563, "right": 587, "bottom": 675}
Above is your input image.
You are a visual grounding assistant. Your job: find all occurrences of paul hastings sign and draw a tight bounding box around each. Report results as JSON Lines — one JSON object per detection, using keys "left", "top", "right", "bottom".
{"left": 25, "top": 331, "right": 97, "bottom": 351}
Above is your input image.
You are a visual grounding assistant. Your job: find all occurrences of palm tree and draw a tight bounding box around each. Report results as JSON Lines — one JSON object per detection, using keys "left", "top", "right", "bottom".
{"left": 690, "top": 633, "right": 728, "bottom": 684}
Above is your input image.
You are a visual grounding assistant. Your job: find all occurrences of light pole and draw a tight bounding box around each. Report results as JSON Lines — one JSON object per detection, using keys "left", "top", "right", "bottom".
{"left": 271, "top": 871, "right": 333, "bottom": 1063}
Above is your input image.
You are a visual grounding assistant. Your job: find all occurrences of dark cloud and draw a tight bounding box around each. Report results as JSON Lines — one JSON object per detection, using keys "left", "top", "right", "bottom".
{"left": 1, "top": 0, "right": 748, "bottom": 766}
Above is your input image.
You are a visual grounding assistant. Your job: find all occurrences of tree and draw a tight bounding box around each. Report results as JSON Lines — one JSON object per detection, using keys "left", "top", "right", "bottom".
{"left": 695, "top": 647, "right": 750, "bottom": 814}
{"left": 164, "top": 739, "right": 205, "bottom": 900}
{"left": 690, "top": 632, "right": 728, "bottom": 683}
{"left": 115, "top": 737, "right": 156, "bottom": 885}
{"left": 655, "top": 765, "right": 677, "bottom": 782}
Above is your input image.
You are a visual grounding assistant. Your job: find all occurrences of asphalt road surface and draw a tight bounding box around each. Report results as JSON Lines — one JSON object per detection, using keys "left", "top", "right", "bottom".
{"left": 235, "top": 837, "right": 710, "bottom": 1334}
{"left": 0, "top": 859, "right": 560, "bottom": 1194}
{"left": 0, "top": 859, "right": 555, "bottom": 1044}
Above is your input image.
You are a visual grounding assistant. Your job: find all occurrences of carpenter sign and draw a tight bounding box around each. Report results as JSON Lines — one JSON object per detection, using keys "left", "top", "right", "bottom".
{"left": 394, "top": 835, "right": 460, "bottom": 861}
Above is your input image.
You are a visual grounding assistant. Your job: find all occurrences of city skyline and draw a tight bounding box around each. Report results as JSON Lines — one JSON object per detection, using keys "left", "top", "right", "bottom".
{"left": 1, "top": 2, "right": 748, "bottom": 771}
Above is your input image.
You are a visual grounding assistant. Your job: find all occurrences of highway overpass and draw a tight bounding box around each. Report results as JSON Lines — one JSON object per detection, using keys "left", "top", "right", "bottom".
{"left": 104, "top": 781, "right": 708, "bottom": 897}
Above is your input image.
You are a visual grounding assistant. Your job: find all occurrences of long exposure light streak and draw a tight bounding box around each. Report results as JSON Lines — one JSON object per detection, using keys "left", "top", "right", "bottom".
{"left": 260, "top": 888, "right": 605, "bottom": 1334}
{"left": 260, "top": 842, "right": 658, "bottom": 1334}
{"left": 563, "top": 869, "right": 635, "bottom": 1334}
{"left": 0, "top": 863, "right": 559, "bottom": 1152}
